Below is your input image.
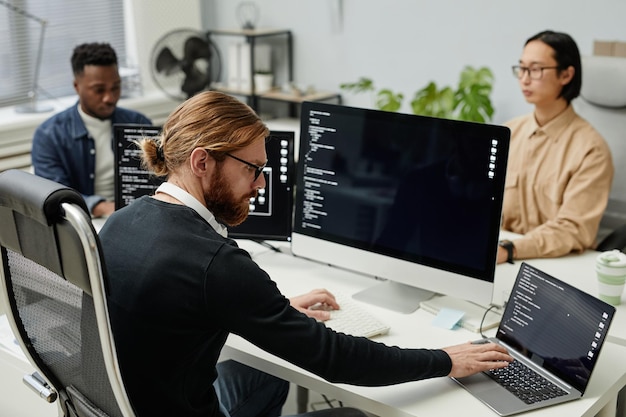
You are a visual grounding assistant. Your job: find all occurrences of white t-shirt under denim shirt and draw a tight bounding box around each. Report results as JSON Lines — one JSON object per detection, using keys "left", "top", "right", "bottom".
{"left": 78, "top": 106, "right": 115, "bottom": 201}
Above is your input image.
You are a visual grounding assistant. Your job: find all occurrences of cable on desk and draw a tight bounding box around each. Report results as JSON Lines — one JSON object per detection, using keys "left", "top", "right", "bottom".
{"left": 479, "top": 304, "right": 499, "bottom": 339}
{"left": 252, "top": 239, "right": 281, "bottom": 252}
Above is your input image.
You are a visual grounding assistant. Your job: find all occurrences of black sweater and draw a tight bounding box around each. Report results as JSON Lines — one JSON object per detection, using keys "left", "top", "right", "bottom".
{"left": 99, "top": 196, "right": 452, "bottom": 417}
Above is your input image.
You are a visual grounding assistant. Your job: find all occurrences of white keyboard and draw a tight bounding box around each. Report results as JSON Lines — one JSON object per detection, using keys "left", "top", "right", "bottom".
{"left": 321, "top": 293, "right": 390, "bottom": 338}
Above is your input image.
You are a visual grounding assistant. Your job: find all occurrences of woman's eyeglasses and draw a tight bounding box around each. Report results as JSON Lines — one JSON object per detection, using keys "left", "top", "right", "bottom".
{"left": 511, "top": 65, "right": 559, "bottom": 80}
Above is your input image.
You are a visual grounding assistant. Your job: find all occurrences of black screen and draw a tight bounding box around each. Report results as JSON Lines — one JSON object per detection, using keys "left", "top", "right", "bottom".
{"left": 228, "top": 131, "right": 295, "bottom": 241}
{"left": 113, "top": 124, "right": 164, "bottom": 209}
{"left": 497, "top": 263, "right": 615, "bottom": 393}
{"left": 113, "top": 124, "right": 295, "bottom": 241}
{"left": 294, "top": 102, "right": 510, "bottom": 282}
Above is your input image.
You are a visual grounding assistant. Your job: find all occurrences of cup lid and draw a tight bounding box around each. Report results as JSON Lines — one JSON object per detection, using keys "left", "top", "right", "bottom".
{"left": 596, "top": 249, "right": 626, "bottom": 268}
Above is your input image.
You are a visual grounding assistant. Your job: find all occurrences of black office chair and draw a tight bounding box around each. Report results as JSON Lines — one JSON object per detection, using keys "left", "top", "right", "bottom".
{"left": 0, "top": 169, "right": 135, "bottom": 417}
{"left": 597, "top": 224, "right": 626, "bottom": 253}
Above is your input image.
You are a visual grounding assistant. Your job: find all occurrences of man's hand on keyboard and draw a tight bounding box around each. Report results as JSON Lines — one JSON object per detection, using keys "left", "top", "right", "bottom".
{"left": 443, "top": 342, "right": 513, "bottom": 378}
{"left": 289, "top": 288, "right": 340, "bottom": 322}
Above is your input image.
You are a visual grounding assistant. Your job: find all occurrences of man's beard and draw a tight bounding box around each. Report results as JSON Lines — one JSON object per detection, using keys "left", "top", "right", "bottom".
{"left": 204, "top": 166, "right": 255, "bottom": 227}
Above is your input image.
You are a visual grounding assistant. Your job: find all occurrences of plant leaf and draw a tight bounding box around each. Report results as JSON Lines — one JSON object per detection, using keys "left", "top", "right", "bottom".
{"left": 453, "top": 67, "right": 495, "bottom": 122}
{"left": 411, "top": 82, "right": 455, "bottom": 118}
{"left": 376, "top": 89, "right": 404, "bottom": 112}
{"left": 339, "top": 77, "right": 375, "bottom": 93}
{"left": 341, "top": 66, "right": 495, "bottom": 123}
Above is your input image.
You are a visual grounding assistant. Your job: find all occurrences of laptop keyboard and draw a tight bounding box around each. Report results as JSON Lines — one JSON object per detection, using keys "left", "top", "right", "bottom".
{"left": 487, "top": 360, "right": 568, "bottom": 404}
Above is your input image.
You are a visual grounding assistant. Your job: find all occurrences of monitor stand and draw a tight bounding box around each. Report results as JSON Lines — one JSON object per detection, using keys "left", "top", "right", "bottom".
{"left": 352, "top": 280, "right": 503, "bottom": 332}
{"left": 352, "top": 280, "right": 434, "bottom": 314}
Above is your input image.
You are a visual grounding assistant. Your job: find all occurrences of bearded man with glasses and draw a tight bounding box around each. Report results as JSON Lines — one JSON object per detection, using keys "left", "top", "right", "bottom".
{"left": 498, "top": 30, "right": 614, "bottom": 265}
{"left": 99, "top": 90, "right": 512, "bottom": 417}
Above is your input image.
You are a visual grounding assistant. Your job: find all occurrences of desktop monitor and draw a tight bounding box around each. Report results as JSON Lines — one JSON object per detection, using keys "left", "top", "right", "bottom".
{"left": 113, "top": 124, "right": 164, "bottom": 209}
{"left": 227, "top": 130, "right": 295, "bottom": 241}
{"left": 113, "top": 124, "right": 295, "bottom": 241}
{"left": 292, "top": 102, "right": 511, "bottom": 312}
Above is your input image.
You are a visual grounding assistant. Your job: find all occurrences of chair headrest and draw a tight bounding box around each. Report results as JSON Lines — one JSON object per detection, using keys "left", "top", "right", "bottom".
{"left": 581, "top": 55, "right": 626, "bottom": 108}
{"left": 0, "top": 170, "right": 88, "bottom": 225}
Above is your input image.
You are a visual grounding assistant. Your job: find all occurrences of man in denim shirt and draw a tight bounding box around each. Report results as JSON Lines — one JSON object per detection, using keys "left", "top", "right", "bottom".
{"left": 32, "top": 42, "right": 151, "bottom": 217}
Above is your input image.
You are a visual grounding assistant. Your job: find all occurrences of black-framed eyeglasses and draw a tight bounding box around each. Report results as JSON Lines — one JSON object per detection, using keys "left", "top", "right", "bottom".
{"left": 225, "top": 153, "right": 267, "bottom": 181}
{"left": 512, "top": 65, "right": 560, "bottom": 80}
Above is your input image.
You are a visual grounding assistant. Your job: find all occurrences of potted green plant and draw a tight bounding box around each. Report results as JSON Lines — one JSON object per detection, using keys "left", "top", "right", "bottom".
{"left": 340, "top": 66, "right": 495, "bottom": 123}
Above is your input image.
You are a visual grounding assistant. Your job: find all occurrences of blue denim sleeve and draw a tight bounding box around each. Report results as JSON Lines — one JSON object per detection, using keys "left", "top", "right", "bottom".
{"left": 83, "top": 194, "right": 106, "bottom": 214}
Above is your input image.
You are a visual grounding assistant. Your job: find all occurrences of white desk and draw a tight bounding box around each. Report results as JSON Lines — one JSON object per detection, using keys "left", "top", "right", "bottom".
{"left": 221, "top": 242, "right": 626, "bottom": 417}
{"left": 43, "top": 225, "right": 626, "bottom": 415}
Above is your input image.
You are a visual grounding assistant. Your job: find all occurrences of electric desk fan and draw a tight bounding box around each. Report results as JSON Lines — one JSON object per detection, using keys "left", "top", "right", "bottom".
{"left": 150, "top": 28, "right": 222, "bottom": 100}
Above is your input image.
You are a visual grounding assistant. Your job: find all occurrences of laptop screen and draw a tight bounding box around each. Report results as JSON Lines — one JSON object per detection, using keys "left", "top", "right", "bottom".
{"left": 497, "top": 262, "right": 615, "bottom": 393}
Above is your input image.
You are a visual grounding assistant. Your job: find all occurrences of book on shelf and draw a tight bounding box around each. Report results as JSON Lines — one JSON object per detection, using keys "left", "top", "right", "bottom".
{"left": 227, "top": 42, "right": 271, "bottom": 92}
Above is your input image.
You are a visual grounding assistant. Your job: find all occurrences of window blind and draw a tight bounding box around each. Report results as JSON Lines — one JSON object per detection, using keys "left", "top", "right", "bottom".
{"left": 0, "top": 0, "right": 126, "bottom": 108}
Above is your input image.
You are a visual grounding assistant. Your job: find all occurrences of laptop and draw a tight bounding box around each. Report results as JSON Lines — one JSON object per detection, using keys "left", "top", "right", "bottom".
{"left": 453, "top": 262, "right": 615, "bottom": 416}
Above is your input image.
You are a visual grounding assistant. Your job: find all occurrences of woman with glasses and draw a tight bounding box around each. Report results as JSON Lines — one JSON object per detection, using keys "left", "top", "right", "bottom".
{"left": 498, "top": 30, "right": 614, "bottom": 264}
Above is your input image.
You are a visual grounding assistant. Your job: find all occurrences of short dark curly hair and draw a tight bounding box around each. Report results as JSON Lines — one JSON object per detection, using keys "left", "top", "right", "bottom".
{"left": 71, "top": 42, "right": 118, "bottom": 76}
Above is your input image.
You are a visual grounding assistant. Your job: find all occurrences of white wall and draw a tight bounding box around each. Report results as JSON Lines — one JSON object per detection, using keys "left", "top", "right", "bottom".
{"left": 4, "top": 0, "right": 625, "bottom": 156}
{"left": 201, "top": 0, "right": 626, "bottom": 124}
